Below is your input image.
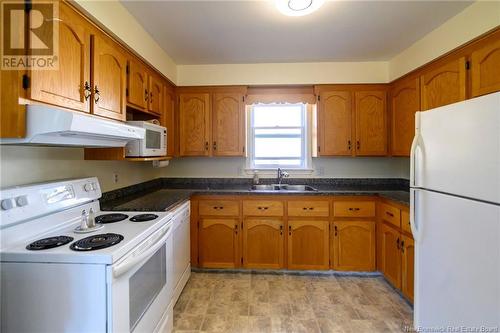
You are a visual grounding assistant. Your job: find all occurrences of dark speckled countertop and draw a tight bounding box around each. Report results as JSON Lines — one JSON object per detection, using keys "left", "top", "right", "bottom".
{"left": 100, "top": 178, "right": 409, "bottom": 212}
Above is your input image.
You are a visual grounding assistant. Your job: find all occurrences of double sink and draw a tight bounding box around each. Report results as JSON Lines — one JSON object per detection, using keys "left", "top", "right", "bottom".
{"left": 250, "top": 184, "right": 317, "bottom": 192}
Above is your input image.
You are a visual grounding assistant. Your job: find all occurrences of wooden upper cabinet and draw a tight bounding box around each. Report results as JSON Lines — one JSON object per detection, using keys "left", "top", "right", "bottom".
{"left": 242, "top": 219, "right": 284, "bottom": 269}
{"left": 162, "top": 88, "right": 175, "bottom": 157}
{"left": 91, "top": 34, "right": 127, "bottom": 121}
{"left": 391, "top": 77, "right": 420, "bottom": 156}
{"left": 212, "top": 93, "right": 245, "bottom": 156}
{"left": 179, "top": 93, "right": 211, "bottom": 156}
{"left": 420, "top": 57, "right": 466, "bottom": 111}
{"left": 381, "top": 223, "right": 402, "bottom": 289}
{"left": 287, "top": 220, "right": 329, "bottom": 270}
{"left": 148, "top": 74, "right": 163, "bottom": 115}
{"left": 199, "top": 218, "right": 239, "bottom": 268}
{"left": 401, "top": 235, "right": 415, "bottom": 303}
{"left": 354, "top": 91, "right": 387, "bottom": 156}
{"left": 471, "top": 37, "right": 500, "bottom": 97}
{"left": 29, "top": 3, "right": 90, "bottom": 113}
{"left": 318, "top": 91, "right": 353, "bottom": 156}
{"left": 126, "top": 59, "right": 148, "bottom": 110}
{"left": 332, "top": 220, "right": 376, "bottom": 271}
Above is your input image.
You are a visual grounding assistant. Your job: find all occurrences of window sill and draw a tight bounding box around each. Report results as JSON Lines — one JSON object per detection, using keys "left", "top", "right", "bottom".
{"left": 244, "top": 168, "right": 314, "bottom": 177}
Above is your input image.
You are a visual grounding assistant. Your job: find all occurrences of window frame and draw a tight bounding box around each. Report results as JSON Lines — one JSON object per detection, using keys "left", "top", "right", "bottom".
{"left": 246, "top": 103, "right": 312, "bottom": 171}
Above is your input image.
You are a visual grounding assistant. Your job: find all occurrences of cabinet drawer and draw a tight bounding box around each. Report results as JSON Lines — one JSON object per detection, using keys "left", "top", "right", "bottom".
{"left": 401, "top": 210, "right": 411, "bottom": 234}
{"left": 379, "top": 203, "right": 401, "bottom": 228}
{"left": 288, "top": 201, "right": 330, "bottom": 217}
{"left": 199, "top": 200, "right": 239, "bottom": 216}
{"left": 333, "top": 201, "right": 375, "bottom": 218}
{"left": 243, "top": 200, "right": 284, "bottom": 216}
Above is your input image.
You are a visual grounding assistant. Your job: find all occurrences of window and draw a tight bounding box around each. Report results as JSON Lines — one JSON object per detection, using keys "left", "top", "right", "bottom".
{"left": 248, "top": 103, "right": 310, "bottom": 169}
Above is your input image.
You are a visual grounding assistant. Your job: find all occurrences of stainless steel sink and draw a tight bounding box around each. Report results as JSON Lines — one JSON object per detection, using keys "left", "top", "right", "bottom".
{"left": 250, "top": 184, "right": 317, "bottom": 192}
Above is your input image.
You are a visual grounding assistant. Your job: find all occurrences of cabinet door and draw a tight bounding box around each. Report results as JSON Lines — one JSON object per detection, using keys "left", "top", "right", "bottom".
{"left": 179, "top": 93, "right": 211, "bottom": 156}
{"left": 420, "top": 57, "right": 466, "bottom": 110}
{"left": 332, "top": 220, "right": 375, "bottom": 271}
{"left": 243, "top": 219, "right": 284, "bottom": 269}
{"left": 199, "top": 218, "right": 239, "bottom": 268}
{"left": 401, "top": 235, "right": 415, "bottom": 303}
{"left": 148, "top": 74, "right": 163, "bottom": 115}
{"left": 91, "top": 34, "right": 127, "bottom": 121}
{"left": 126, "top": 59, "right": 148, "bottom": 110}
{"left": 354, "top": 91, "right": 387, "bottom": 156}
{"left": 212, "top": 93, "right": 245, "bottom": 156}
{"left": 162, "top": 88, "right": 175, "bottom": 157}
{"left": 30, "top": 3, "right": 90, "bottom": 113}
{"left": 471, "top": 38, "right": 500, "bottom": 97}
{"left": 318, "top": 91, "right": 352, "bottom": 156}
{"left": 287, "top": 220, "right": 329, "bottom": 270}
{"left": 391, "top": 77, "right": 420, "bottom": 156}
{"left": 381, "top": 223, "right": 402, "bottom": 289}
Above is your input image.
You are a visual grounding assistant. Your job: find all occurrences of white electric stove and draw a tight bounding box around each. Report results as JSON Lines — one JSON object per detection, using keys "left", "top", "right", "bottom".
{"left": 0, "top": 177, "right": 174, "bottom": 333}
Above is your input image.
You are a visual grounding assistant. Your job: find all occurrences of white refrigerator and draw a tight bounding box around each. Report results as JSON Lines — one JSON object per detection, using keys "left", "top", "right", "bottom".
{"left": 410, "top": 92, "right": 500, "bottom": 330}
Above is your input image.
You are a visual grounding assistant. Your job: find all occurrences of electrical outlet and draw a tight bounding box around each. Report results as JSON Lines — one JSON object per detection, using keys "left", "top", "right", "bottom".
{"left": 113, "top": 172, "right": 119, "bottom": 183}
{"left": 237, "top": 166, "right": 243, "bottom": 175}
{"left": 317, "top": 167, "right": 325, "bottom": 176}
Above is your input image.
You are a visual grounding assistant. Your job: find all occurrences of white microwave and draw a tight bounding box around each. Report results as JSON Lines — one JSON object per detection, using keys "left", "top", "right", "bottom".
{"left": 125, "top": 121, "right": 167, "bottom": 157}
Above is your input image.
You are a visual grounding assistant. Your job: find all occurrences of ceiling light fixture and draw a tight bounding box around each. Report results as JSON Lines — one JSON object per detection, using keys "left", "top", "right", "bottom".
{"left": 275, "top": 0, "right": 325, "bottom": 17}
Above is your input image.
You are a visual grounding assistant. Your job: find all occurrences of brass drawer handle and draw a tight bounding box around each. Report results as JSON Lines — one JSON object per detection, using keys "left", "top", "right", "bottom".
{"left": 348, "top": 207, "right": 360, "bottom": 211}
{"left": 386, "top": 211, "right": 394, "bottom": 217}
{"left": 280, "top": 225, "right": 283, "bottom": 236}
{"left": 212, "top": 206, "right": 224, "bottom": 210}
{"left": 302, "top": 207, "right": 315, "bottom": 210}
{"left": 258, "top": 207, "right": 269, "bottom": 210}
{"left": 288, "top": 225, "right": 292, "bottom": 236}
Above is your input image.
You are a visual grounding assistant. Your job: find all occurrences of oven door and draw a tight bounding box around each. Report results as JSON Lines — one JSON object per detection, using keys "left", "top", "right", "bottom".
{"left": 108, "top": 223, "right": 173, "bottom": 333}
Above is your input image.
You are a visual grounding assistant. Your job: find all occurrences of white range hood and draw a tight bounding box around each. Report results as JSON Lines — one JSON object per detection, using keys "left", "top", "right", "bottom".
{"left": 0, "top": 105, "right": 145, "bottom": 147}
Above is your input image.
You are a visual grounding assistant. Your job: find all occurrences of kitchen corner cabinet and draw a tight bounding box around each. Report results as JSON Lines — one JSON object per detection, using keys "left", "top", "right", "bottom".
{"left": 354, "top": 91, "right": 387, "bottom": 156}
{"left": 162, "top": 88, "right": 176, "bottom": 157}
{"left": 332, "top": 220, "right": 376, "bottom": 271}
{"left": 242, "top": 219, "right": 284, "bottom": 269}
{"left": 126, "top": 59, "right": 148, "bottom": 110}
{"left": 287, "top": 220, "right": 330, "bottom": 270}
{"left": 212, "top": 93, "right": 245, "bottom": 156}
{"left": 29, "top": 2, "right": 91, "bottom": 113}
{"left": 199, "top": 218, "right": 240, "bottom": 268}
{"left": 91, "top": 34, "right": 127, "bottom": 121}
{"left": 179, "top": 93, "right": 211, "bottom": 156}
{"left": 318, "top": 91, "right": 353, "bottom": 156}
{"left": 178, "top": 91, "right": 246, "bottom": 157}
{"left": 470, "top": 38, "right": 500, "bottom": 98}
{"left": 390, "top": 77, "right": 420, "bottom": 156}
{"left": 420, "top": 57, "right": 466, "bottom": 111}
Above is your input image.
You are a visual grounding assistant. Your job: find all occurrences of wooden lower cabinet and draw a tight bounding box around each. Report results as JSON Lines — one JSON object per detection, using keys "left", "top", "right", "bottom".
{"left": 287, "top": 220, "right": 329, "bottom": 270}
{"left": 380, "top": 223, "right": 402, "bottom": 289}
{"left": 199, "top": 218, "right": 239, "bottom": 268}
{"left": 401, "top": 235, "right": 415, "bottom": 302}
{"left": 242, "top": 219, "right": 284, "bottom": 269}
{"left": 332, "top": 220, "right": 376, "bottom": 271}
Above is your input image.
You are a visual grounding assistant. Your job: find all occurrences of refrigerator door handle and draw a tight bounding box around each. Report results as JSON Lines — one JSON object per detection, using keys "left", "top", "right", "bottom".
{"left": 410, "top": 112, "right": 421, "bottom": 188}
{"left": 410, "top": 189, "right": 421, "bottom": 241}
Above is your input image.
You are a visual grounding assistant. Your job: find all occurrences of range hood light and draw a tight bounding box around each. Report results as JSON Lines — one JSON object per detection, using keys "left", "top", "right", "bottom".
{"left": 276, "top": 0, "right": 325, "bottom": 16}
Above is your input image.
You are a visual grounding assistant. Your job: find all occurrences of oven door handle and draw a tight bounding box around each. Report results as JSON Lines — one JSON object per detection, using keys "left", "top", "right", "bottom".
{"left": 113, "top": 225, "right": 172, "bottom": 278}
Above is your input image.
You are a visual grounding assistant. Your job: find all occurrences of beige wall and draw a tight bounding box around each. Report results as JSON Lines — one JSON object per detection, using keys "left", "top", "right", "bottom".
{"left": 0, "top": 146, "right": 164, "bottom": 192}
{"left": 177, "top": 62, "right": 388, "bottom": 86}
{"left": 389, "top": 1, "right": 500, "bottom": 81}
{"left": 159, "top": 157, "right": 410, "bottom": 179}
{"left": 74, "top": 0, "right": 177, "bottom": 83}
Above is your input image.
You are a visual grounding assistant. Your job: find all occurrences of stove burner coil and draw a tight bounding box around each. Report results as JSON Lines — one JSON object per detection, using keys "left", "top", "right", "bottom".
{"left": 95, "top": 213, "right": 129, "bottom": 224}
{"left": 26, "top": 236, "right": 74, "bottom": 250}
{"left": 130, "top": 214, "right": 158, "bottom": 222}
{"left": 70, "top": 233, "right": 124, "bottom": 251}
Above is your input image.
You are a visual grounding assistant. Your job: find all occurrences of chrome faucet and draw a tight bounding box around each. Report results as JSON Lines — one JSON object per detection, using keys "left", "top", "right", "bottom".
{"left": 277, "top": 168, "right": 289, "bottom": 185}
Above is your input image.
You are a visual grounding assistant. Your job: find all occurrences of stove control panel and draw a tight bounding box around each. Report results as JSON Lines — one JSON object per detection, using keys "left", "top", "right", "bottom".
{"left": 0, "top": 177, "right": 101, "bottom": 229}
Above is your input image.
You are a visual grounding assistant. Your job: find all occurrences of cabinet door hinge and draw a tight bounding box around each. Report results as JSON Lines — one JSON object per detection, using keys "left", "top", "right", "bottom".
{"left": 317, "top": 95, "right": 320, "bottom": 101}
{"left": 318, "top": 146, "right": 321, "bottom": 153}
{"left": 242, "top": 96, "right": 245, "bottom": 102}
{"left": 465, "top": 61, "right": 470, "bottom": 70}
{"left": 197, "top": 220, "right": 200, "bottom": 228}
{"left": 242, "top": 146, "right": 245, "bottom": 153}
{"left": 22, "top": 74, "right": 30, "bottom": 90}
{"left": 125, "top": 88, "right": 129, "bottom": 97}
{"left": 126, "top": 64, "right": 129, "bottom": 74}
{"left": 241, "top": 257, "right": 243, "bottom": 264}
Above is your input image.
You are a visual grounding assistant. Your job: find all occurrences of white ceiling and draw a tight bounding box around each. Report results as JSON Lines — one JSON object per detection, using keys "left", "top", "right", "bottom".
{"left": 121, "top": 0, "right": 472, "bottom": 65}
